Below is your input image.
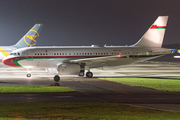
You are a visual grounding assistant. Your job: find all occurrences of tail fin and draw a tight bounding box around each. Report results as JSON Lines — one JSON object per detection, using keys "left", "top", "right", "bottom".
{"left": 133, "top": 16, "right": 168, "bottom": 48}
{"left": 13, "top": 24, "right": 43, "bottom": 48}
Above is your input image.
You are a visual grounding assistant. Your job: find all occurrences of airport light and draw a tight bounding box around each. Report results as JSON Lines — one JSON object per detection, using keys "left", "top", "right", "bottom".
{"left": 174, "top": 56, "right": 180, "bottom": 58}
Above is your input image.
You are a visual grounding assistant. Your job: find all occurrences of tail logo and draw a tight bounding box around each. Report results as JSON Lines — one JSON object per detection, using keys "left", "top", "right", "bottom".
{"left": 24, "top": 30, "right": 39, "bottom": 46}
{"left": 150, "top": 25, "right": 166, "bottom": 29}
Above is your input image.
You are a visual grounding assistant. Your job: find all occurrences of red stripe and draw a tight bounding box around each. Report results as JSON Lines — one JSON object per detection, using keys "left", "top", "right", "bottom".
{"left": 2, "top": 57, "right": 22, "bottom": 68}
{"left": 150, "top": 25, "right": 166, "bottom": 29}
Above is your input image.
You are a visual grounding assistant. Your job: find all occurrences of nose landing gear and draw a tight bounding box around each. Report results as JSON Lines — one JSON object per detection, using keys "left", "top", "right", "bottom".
{"left": 26, "top": 73, "right": 31, "bottom": 78}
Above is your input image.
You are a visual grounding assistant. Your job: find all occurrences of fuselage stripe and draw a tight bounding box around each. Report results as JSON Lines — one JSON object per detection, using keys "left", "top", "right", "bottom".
{"left": 3, "top": 54, "right": 163, "bottom": 68}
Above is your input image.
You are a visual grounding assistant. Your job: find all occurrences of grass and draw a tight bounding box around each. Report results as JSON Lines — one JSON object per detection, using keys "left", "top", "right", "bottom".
{"left": 100, "top": 77, "right": 180, "bottom": 92}
{"left": 0, "top": 85, "right": 75, "bottom": 93}
{"left": 0, "top": 102, "right": 179, "bottom": 120}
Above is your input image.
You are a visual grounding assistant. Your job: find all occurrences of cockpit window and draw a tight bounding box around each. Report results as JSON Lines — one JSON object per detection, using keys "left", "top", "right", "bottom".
{"left": 10, "top": 52, "right": 20, "bottom": 56}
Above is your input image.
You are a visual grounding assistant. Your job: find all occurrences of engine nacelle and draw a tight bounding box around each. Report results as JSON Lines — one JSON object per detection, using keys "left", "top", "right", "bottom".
{"left": 57, "top": 63, "right": 83, "bottom": 75}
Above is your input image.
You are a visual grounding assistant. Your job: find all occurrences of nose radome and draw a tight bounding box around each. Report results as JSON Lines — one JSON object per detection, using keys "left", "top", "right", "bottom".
{"left": 2, "top": 57, "right": 21, "bottom": 68}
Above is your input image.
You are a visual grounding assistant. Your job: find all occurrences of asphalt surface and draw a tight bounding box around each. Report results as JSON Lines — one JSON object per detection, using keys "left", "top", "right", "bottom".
{"left": 0, "top": 62, "right": 180, "bottom": 112}
{"left": 0, "top": 77, "right": 180, "bottom": 112}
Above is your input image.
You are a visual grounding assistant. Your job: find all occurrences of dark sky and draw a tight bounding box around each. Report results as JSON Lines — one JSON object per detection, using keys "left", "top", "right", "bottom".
{"left": 0, "top": 0, "right": 180, "bottom": 46}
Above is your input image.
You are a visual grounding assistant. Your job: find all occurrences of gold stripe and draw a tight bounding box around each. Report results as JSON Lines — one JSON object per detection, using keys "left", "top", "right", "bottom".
{"left": 0, "top": 47, "right": 9, "bottom": 57}
{"left": 30, "top": 30, "right": 39, "bottom": 37}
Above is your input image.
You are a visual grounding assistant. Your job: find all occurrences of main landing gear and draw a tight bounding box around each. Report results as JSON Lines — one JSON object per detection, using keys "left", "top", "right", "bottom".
{"left": 85, "top": 66, "right": 93, "bottom": 78}
{"left": 53, "top": 75, "right": 60, "bottom": 86}
{"left": 86, "top": 72, "right": 93, "bottom": 78}
{"left": 78, "top": 71, "right": 93, "bottom": 78}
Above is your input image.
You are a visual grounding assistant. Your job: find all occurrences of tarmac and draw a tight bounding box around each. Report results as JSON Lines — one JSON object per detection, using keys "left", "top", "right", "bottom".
{"left": 0, "top": 62, "right": 180, "bottom": 112}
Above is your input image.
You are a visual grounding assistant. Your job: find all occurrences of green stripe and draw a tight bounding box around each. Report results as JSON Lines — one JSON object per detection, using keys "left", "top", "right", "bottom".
{"left": 14, "top": 58, "right": 26, "bottom": 67}
{"left": 154, "top": 27, "right": 166, "bottom": 29}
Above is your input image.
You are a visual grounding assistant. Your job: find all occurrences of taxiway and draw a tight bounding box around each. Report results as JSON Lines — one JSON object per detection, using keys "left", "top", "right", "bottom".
{"left": 0, "top": 62, "right": 180, "bottom": 112}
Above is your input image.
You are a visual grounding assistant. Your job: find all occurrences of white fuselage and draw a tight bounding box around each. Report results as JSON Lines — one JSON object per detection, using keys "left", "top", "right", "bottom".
{"left": 4, "top": 46, "right": 172, "bottom": 69}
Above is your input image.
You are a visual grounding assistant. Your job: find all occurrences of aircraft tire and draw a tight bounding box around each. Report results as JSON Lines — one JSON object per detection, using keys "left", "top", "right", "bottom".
{"left": 26, "top": 73, "right": 31, "bottom": 78}
{"left": 78, "top": 72, "right": 84, "bottom": 77}
{"left": 86, "top": 72, "right": 93, "bottom": 78}
{"left": 54, "top": 75, "right": 60, "bottom": 82}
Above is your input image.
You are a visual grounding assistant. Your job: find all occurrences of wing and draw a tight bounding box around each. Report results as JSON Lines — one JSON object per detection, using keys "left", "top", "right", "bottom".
{"left": 70, "top": 55, "right": 128, "bottom": 66}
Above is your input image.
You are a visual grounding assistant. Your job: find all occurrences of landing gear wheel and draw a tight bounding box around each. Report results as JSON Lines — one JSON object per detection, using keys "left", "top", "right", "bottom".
{"left": 54, "top": 75, "right": 60, "bottom": 82}
{"left": 86, "top": 72, "right": 93, "bottom": 78}
{"left": 26, "top": 73, "right": 31, "bottom": 78}
{"left": 78, "top": 72, "right": 84, "bottom": 77}
{"left": 54, "top": 75, "right": 60, "bottom": 86}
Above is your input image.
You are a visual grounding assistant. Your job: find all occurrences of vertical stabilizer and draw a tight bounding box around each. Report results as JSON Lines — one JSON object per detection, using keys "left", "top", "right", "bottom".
{"left": 13, "top": 24, "right": 43, "bottom": 48}
{"left": 133, "top": 16, "right": 168, "bottom": 48}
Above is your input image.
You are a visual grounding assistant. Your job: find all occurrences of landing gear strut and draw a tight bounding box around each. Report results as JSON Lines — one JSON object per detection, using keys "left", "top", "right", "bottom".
{"left": 54, "top": 75, "right": 60, "bottom": 86}
{"left": 78, "top": 64, "right": 85, "bottom": 77}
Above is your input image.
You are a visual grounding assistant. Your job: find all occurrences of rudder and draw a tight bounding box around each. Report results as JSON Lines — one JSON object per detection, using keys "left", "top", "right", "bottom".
{"left": 13, "top": 24, "right": 43, "bottom": 48}
{"left": 133, "top": 16, "right": 168, "bottom": 48}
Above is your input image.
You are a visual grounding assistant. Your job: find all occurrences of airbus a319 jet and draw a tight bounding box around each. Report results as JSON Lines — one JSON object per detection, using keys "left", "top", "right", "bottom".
{"left": 3, "top": 16, "right": 172, "bottom": 84}
{"left": 0, "top": 23, "right": 43, "bottom": 62}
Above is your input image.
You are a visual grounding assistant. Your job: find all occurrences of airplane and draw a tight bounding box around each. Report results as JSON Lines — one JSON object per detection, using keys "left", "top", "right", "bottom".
{"left": 2, "top": 16, "right": 173, "bottom": 84}
{"left": 0, "top": 23, "right": 43, "bottom": 62}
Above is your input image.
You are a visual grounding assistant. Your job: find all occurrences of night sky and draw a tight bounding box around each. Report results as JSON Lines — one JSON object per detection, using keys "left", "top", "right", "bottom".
{"left": 0, "top": 0, "right": 180, "bottom": 46}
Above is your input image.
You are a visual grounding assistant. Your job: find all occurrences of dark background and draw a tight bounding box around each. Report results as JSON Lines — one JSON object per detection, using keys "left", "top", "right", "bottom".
{"left": 0, "top": 0, "right": 180, "bottom": 46}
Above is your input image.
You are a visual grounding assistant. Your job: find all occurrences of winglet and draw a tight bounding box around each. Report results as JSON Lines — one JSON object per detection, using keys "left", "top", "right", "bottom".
{"left": 13, "top": 24, "right": 43, "bottom": 48}
{"left": 133, "top": 16, "right": 168, "bottom": 48}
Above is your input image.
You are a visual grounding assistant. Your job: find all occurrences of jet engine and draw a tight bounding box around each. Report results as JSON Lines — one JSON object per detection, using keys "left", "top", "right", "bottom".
{"left": 57, "top": 63, "right": 84, "bottom": 75}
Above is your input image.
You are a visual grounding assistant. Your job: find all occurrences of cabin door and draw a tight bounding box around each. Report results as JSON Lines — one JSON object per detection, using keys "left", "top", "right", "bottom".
{"left": 132, "top": 49, "right": 138, "bottom": 59}
{"left": 27, "top": 50, "right": 33, "bottom": 60}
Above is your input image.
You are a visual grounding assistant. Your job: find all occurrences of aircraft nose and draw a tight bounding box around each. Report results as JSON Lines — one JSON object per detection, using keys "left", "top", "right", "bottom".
{"left": 2, "top": 57, "right": 21, "bottom": 68}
